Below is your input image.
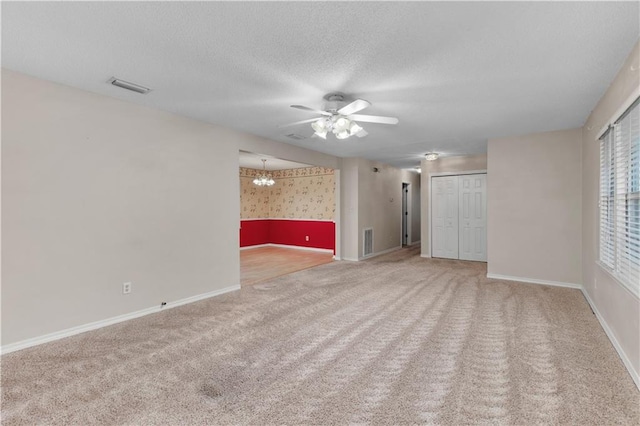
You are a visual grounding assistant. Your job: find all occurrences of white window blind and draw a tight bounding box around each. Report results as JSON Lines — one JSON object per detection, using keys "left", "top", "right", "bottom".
{"left": 600, "top": 129, "right": 615, "bottom": 268}
{"left": 599, "top": 97, "right": 640, "bottom": 297}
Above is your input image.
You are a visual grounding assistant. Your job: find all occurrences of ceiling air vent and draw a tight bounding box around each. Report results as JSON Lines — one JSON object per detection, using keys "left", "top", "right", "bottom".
{"left": 108, "top": 77, "right": 151, "bottom": 94}
{"left": 285, "top": 133, "right": 307, "bottom": 140}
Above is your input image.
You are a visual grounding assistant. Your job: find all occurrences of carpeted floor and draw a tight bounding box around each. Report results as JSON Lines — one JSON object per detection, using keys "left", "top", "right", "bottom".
{"left": 2, "top": 246, "right": 639, "bottom": 425}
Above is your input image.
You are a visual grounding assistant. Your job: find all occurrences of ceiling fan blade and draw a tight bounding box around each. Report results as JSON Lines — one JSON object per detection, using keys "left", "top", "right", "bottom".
{"left": 355, "top": 129, "right": 369, "bottom": 138}
{"left": 338, "top": 99, "right": 371, "bottom": 116}
{"left": 349, "top": 114, "right": 399, "bottom": 125}
{"left": 277, "top": 117, "right": 321, "bottom": 128}
{"left": 291, "top": 105, "right": 332, "bottom": 116}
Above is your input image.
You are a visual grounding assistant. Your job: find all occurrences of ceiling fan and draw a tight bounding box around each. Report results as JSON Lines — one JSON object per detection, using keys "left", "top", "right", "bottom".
{"left": 278, "top": 93, "right": 399, "bottom": 140}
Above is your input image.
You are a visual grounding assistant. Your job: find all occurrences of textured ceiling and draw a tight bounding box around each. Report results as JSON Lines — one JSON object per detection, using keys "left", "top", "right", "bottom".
{"left": 2, "top": 2, "right": 638, "bottom": 168}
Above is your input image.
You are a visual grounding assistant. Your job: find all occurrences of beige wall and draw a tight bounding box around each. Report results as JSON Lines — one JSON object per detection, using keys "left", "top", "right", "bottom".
{"left": 339, "top": 158, "right": 359, "bottom": 260}
{"left": 487, "top": 129, "right": 582, "bottom": 285}
{"left": 358, "top": 159, "right": 403, "bottom": 258}
{"left": 2, "top": 70, "right": 241, "bottom": 344}
{"left": 1, "top": 70, "right": 340, "bottom": 347}
{"left": 338, "top": 158, "right": 420, "bottom": 260}
{"left": 420, "top": 154, "right": 487, "bottom": 257}
{"left": 582, "top": 40, "right": 640, "bottom": 377}
{"left": 238, "top": 134, "right": 338, "bottom": 170}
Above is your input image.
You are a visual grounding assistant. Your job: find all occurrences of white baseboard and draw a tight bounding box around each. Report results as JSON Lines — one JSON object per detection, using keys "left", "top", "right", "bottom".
{"left": 420, "top": 254, "right": 432, "bottom": 259}
{"left": 581, "top": 288, "right": 640, "bottom": 390}
{"left": 339, "top": 251, "right": 403, "bottom": 262}
{"left": 486, "top": 273, "right": 582, "bottom": 290}
{"left": 409, "top": 240, "right": 421, "bottom": 246}
{"left": 162, "top": 285, "right": 240, "bottom": 310}
{"left": 1, "top": 284, "right": 240, "bottom": 355}
{"left": 268, "top": 243, "right": 333, "bottom": 254}
{"left": 360, "top": 246, "right": 402, "bottom": 261}
{"left": 239, "top": 244, "right": 270, "bottom": 250}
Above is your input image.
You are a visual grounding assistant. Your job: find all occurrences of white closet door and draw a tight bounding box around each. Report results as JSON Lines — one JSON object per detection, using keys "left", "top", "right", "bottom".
{"left": 458, "top": 174, "right": 487, "bottom": 261}
{"left": 432, "top": 176, "right": 459, "bottom": 259}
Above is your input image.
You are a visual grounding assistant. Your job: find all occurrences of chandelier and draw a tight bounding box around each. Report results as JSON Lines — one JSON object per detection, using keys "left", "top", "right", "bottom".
{"left": 253, "top": 159, "right": 275, "bottom": 186}
{"left": 311, "top": 116, "right": 363, "bottom": 140}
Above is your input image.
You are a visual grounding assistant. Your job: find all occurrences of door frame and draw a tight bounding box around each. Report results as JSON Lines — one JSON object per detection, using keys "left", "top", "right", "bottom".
{"left": 401, "top": 182, "right": 411, "bottom": 246}
{"left": 427, "top": 170, "right": 487, "bottom": 258}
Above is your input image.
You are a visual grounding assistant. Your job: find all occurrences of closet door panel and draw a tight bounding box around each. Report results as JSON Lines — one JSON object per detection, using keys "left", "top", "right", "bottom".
{"left": 459, "top": 174, "right": 487, "bottom": 261}
{"left": 432, "top": 176, "right": 459, "bottom": 259}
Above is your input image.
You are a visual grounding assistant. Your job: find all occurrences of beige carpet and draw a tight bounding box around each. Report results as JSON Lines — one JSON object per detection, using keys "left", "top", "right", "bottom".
{"left": 2, "top": 246, "right": 639, "bottom": 425}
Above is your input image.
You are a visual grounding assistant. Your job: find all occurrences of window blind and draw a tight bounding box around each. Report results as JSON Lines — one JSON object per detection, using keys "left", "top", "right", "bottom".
{"left": 599, "top": 128, "right": 615, "bottom": 269}
{"left": 599, "top": 97, "right": 640, "bottom": 297}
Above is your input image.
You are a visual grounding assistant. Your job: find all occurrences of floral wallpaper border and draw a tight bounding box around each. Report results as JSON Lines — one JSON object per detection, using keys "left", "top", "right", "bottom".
{"left": 240, "top": 166, "right": 334, "bottom": 178}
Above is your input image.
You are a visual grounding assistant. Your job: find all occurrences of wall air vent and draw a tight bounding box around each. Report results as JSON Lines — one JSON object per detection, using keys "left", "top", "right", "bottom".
{"left": 108, "top": 77, "right": 151, "bottom": 94}
{"left": 285, "top": 133, "right": 307, "bottom": 140}
{"left": 363, "top": 228, "right": 374, "bottom": 257}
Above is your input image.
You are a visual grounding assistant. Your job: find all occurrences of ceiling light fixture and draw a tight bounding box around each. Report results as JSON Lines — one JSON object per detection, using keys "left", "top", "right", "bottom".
{"left": 311, "top": 115, "right": 364, "bottom": 140}
{"left": 425, "top": 153, "right": 439, "bottom": 161}
{"left": 253, "top": 159, "right": 275, "bottom": 186}
{"left": 311, "top": 119, "right": 328, "bottom": 139}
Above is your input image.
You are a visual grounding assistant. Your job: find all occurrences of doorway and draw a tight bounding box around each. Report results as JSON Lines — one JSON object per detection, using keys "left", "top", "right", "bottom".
{"left": 238, "top": 150, "right": 339, "bottom": 285}
{"left": 402, "top": 183, "right": 409, "bottom": 246}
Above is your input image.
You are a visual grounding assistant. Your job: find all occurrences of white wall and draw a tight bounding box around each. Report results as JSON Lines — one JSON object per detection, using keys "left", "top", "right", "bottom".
{"left": 420, "top": 154, "right": 487, "bottom": 257}
{"left": 1, "top": 70, "right": 339, "bottom": 347}
{"left": 487, "top": 128, "right": 583, "bottom": 285}
{"left": 582, "top": 40, "right": 640, "bottom": 381}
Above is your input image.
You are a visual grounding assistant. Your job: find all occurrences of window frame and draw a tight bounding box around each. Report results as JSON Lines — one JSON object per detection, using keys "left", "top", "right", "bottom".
{"left": 598, "top": 96, "right": 640, "bottom": 298}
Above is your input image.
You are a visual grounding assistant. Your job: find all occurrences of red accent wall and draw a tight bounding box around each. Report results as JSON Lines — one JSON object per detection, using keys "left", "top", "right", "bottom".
{"left": 239, "top": 220, "right": 270, "bottom": 247}
{"left": 240, "top": 220, "right": 335, "bottom": 253}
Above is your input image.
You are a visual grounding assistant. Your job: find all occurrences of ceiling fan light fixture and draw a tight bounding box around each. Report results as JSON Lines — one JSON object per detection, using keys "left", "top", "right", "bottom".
{"left": 311, "top": 119, "right": 326, "bottom": 133}
{"left": 284, "top": 95, "right": 398, "bottom": 141}
{"left": 336, "top": 130, "right": 350, "bottom": 140}
{"left": 333, "top": 117, "right": 351, "bottom": 134}
{"left": 425, "top": 153, "right": 439, "bottom": 161}
{"left": 349, "top": 122, "right": 363, "bottom": 135}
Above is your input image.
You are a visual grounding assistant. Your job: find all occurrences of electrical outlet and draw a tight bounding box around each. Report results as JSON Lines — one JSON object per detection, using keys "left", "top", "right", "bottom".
{"left": 122, "top": 282, "right": 132, "bottom": 294}
{"left": 305, "top": 235, "right": 309, "bottom": 241}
